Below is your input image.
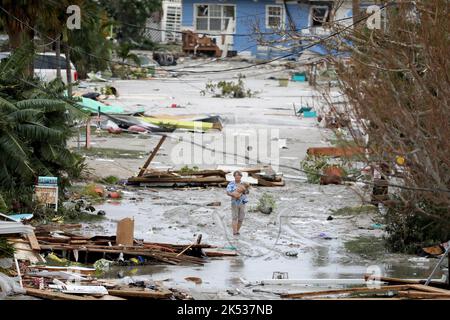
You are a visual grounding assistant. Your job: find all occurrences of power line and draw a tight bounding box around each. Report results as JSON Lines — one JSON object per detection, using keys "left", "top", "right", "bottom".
{"left": 3, "top": 2, "right": 437, "bottom": 192}
{"left": 0, "top": 4, "right": 357, "bottom": 75}
{"left": 0, "top": 2, "right": 393, "bottom": 75}
{"left": 8, "top": 74, "right": 450, "bottom": 195}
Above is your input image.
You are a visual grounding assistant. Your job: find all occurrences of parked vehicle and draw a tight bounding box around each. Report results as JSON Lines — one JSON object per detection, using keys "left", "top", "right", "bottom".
{"left": 0, "top": 52, "right": 78, "bottom": 84}
{"left": 34, "top": 52, "right": 78, "bottom": 84}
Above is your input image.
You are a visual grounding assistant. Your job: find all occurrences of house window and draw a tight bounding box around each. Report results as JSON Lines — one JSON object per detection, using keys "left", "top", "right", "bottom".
{"left": 310, "top": 6, "right": 330, "bottom": 27}
{"left": 266, "top": 5, "right": 284, "bottom": 29}
{"left": 194, "top": 4, "right": 236, "bottom": 32}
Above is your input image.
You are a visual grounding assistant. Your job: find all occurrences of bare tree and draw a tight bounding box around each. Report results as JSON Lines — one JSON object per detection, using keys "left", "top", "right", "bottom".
{"left": 252, "top": 0, "right": 450, "bottom": 252}
{"left": 327, "top": 0, "right": 450, "bottom": 252}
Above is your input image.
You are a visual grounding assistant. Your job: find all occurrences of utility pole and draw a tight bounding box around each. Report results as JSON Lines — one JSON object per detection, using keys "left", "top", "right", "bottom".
{"left": 62, "top": 29, "right": 72, "bottom": 97}
{"left": 352, "top": 0, "right": 361, "bottom": 25}
{"left": 55, "top": 34, "right": 61, "bottom": 80}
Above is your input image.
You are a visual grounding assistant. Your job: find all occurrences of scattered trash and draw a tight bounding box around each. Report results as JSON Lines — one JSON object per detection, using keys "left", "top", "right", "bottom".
{"left": 97, "top": 210, "right": 106, "bottom": 216}
{"left": 327, "top": 215, "right": 334, "bottom": 221}
{"left": 422, "top": 244, "right": 445, "bottom": 256}
{"left": 128, "top": 125, "right": 147, "bottom": 133}
{"left": 285, "top": 251, "right": 298, "bottom": 257}
{"left": 7, "top": 214, "right": 34, "bottom": 222}
{"left": 257, "top": 193, "right": 276, "bottom": 215}
{"left": 303, "top": 111, "right": 317, "bottom": 118}
{"left": 108, "top": 191, "right": 122, "bottom": 199}
{"left": 93, "top": 259, "right": 114, "bottom": 272}
{"left": 185, "top": 276, "right": 202, "bottom": 285}
{"left": 272, "top": 272, "right": 289, "bottom": 279}
{"left": 94, "top": 186, "right": 105, "bottom": 197}
{"left": 319, "top": 232, "right": 333, "bottom": 240}
{"left": 408, "top": 257, "right": 430, "bottom": 263}
{"left": 0, "top": 273, "right": 25, "bottom": 297}
{"left": 292, "top": 73, "right": 307, "bottom": 82}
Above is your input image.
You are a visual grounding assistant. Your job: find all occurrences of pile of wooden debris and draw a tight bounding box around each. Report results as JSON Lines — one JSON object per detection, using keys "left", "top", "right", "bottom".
{"left": 1, "top": 222, "right": 236, "bottom": 300}
{"left": 128, "top": 166, "right": 285, "bottom": 188}
{"left": 281, "top": 276, "right": 450, "bottom": 300}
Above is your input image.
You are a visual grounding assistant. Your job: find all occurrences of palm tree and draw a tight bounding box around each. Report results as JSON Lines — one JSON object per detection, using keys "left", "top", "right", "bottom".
{"left": 0, "top": 47, "right": 85, "bottom": 192}
{"left": 0, "top": 0, "right": 43, "bottom": 75}
{"left": 0, "top": 0, "right": 42, "bottom": 49}
{"left": 116, "top": 42, "right": 141, "bottom": 66}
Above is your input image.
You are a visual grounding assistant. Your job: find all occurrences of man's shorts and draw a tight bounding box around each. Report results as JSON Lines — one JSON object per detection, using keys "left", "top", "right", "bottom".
{"left": 231, "top": 203, "right": 246, "bottom": 222}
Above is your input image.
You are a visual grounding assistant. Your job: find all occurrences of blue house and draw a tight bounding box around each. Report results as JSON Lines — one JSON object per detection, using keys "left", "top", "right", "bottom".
{"left": 180, "top": 0, "right": 364, "bottom": 60}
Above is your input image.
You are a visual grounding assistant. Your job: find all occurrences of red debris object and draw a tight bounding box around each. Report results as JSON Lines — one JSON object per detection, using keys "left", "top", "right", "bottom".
{"left": 320, "top": 166, "right": 344, "bottom": 185}
{"left": 108, "top": 191, "right": 122, "bottom": 199}
{"left": 108, "top": 127, "right": 122, "bottom": 134}
{"left": 128, "top": 125, "right": 147, "bottom": 133}
{"left": 170, "top": 103, "right": 177, "bottom": 108}
{"left": 94, "top": 186, "right": 105, "bottom": 197}
{"left": 307, "top": 147, "right": 365, "bottom": 158}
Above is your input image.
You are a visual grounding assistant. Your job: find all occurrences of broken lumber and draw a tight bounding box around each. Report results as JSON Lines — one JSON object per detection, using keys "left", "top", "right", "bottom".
{"left": 397, "top": 290, "right": 450, "bottom": 299}
{"left": 364, "top": 274, "right": 448, "bottom": 288}
{"left": 25, "top": 287, "right": 98, "bottom": 300}
{"left": 306, "top": 147, "right": 365, "bottom": 158}
{"left": 108, "top": 289, "right": 173, "bottom": 299}
{"left": 281, "top": 285, "right": 413, "bottom": 299}
{"left": 408, "top": 284, "right": 450, "bottom": 294}
{"left": 27, "top": 232, "right": 41, "bottom": 251}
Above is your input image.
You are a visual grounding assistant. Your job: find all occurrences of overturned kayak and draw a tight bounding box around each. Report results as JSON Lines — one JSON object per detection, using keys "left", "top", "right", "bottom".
{"left": 140, "top": 116, "right": 222, "bottom": 131}
{"left": 77, "top": 97, "right": 124, "bottom": 114}
{"left": 103, "top": 114, "right": 169, "bottom": 132}
{"left": 77, "top": 97, "right": 144, "bottom": 115}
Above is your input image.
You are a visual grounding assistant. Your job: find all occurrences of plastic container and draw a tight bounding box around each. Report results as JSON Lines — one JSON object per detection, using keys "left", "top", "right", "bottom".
{"left": 303, "top": 111, "right": 317, "bottom": 118}
{"left": 278, "top": 78, "right": 289, "bottom": 87}
{"left": 292, "top": 73, "right": 307, "bottom": 82}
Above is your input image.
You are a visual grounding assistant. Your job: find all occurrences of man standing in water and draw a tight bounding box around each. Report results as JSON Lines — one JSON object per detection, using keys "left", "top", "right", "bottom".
{"left": 226, "top": 171, "right": 249, "bottom": 236}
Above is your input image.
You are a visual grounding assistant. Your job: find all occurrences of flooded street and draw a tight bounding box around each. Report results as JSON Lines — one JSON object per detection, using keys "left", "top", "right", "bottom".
{"left": 69, "top": 61, "right": 443, "bottom": 299}
{"left": 85, "top": 184, "right": 438, "bottom": 299}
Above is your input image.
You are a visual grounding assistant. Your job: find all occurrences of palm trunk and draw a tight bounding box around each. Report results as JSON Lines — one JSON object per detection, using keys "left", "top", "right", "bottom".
{"left": 7, "top": 30, "right": 22, "bottom": 50}
{"left": 64, "top": 42, "right": 72, "bottom": 97}
{"left": 7, "top": 27, "right": 34, "bottom": 77}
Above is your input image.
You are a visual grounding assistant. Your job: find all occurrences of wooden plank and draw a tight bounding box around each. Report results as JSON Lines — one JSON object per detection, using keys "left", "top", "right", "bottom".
{"left": 108, "top": 289, "right": 173, "bottom": 299}
{"left": 409, "top": 284, "right": 450, "bottom": 294}
{"left": 25, "top": 287, "right": 97, "bottom": 300}
{"left": 138, "top": 135, "right": 167, "bottom": 177}
{"left": 364, "top": 274, "right": 448, "bottom": 288}
{"left": 204, "top": 250, "right": 238, "bottom": 257}
{"left": 37, "top": 245, "right": 204, "bottom": 265}
{"left": 128, "top": 176, "right": 227, "bottom": 184}
{"left": 281, "top": 285, "right": 413, "bottom": 299}
{"left": 97, "top": 294, "right": 127, "bottom": 300}
{"left": 397, "top": 290, "right": 450, "bottom": 299}
{"left": 27, "top": 232, "right": 41, "bottom": 251}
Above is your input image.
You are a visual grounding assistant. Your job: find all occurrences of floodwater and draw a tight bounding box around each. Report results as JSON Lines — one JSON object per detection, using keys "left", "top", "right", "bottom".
{"left": 86, "top": 183, "right": 442, "bottom": 299}
{"left": 73, "top": 60, "right": 444, "bottom": 299}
